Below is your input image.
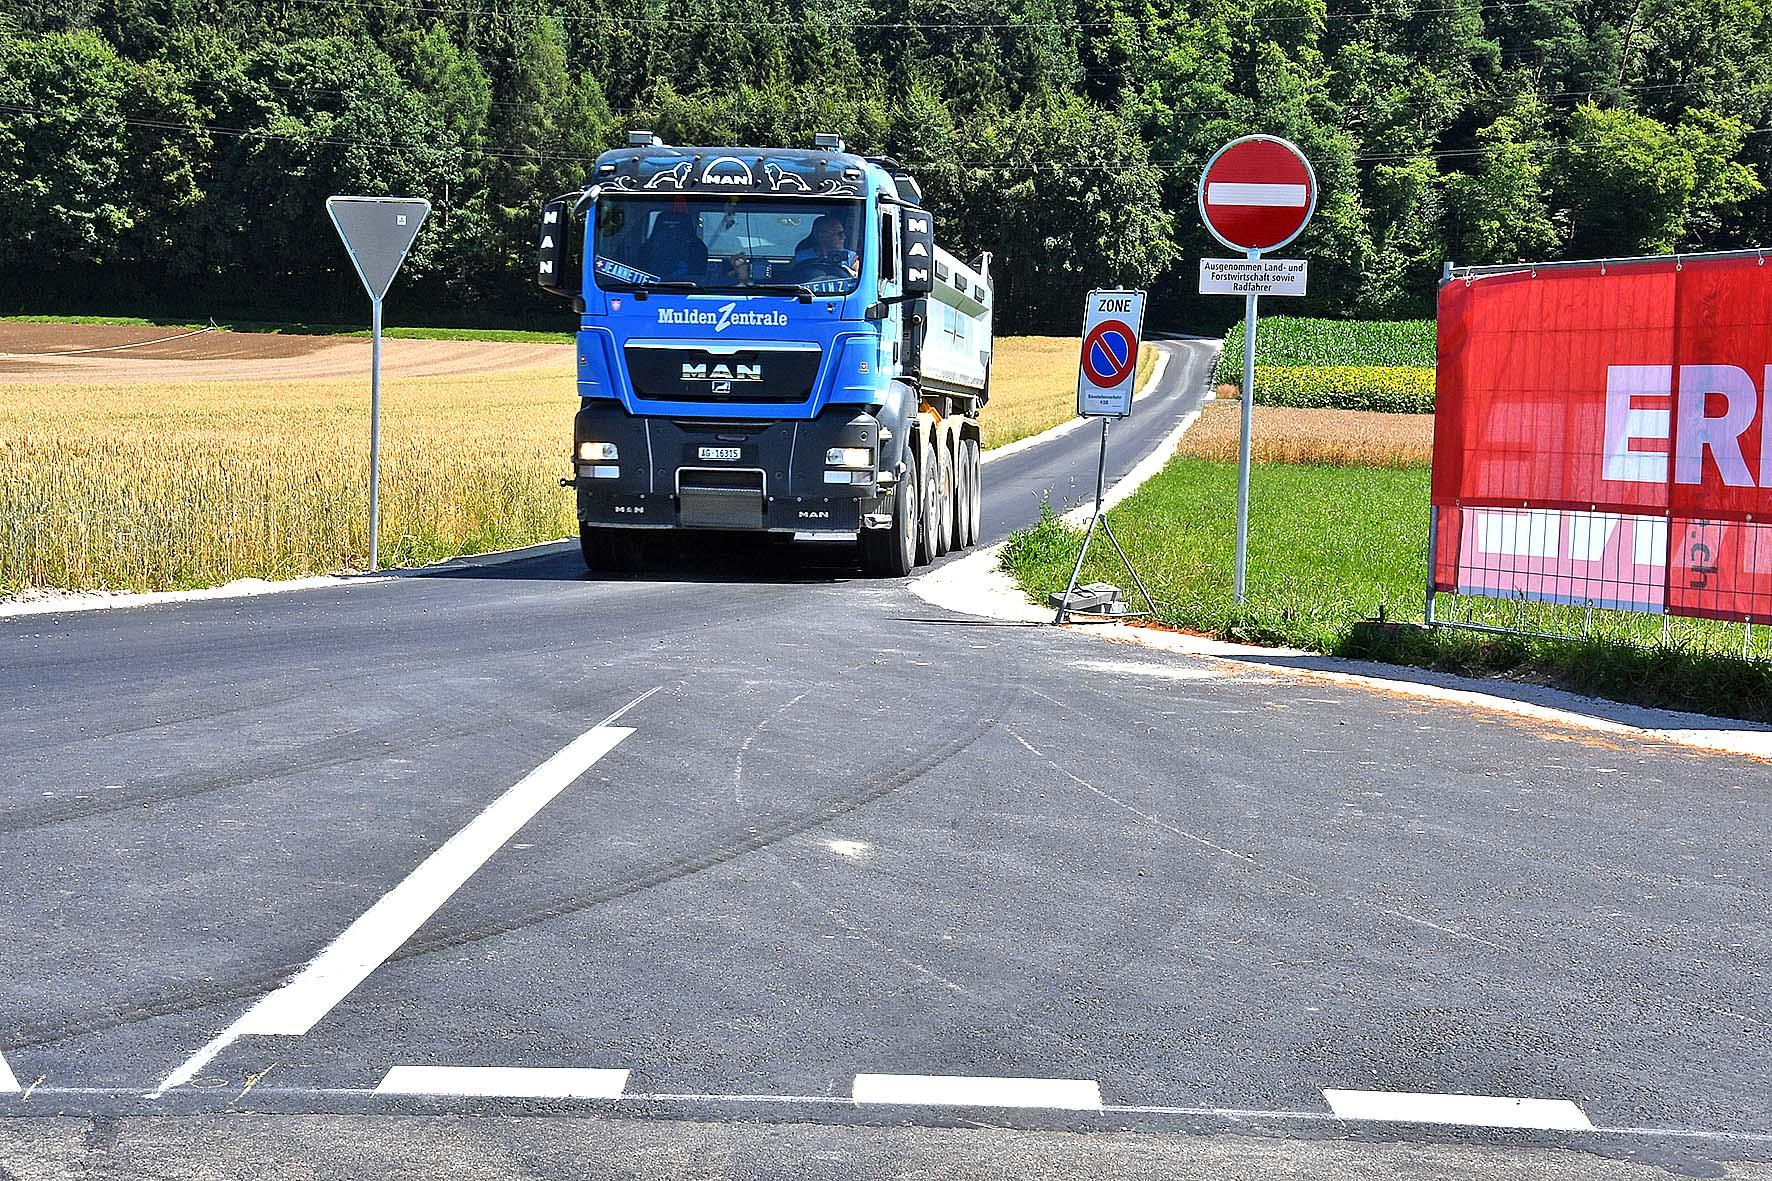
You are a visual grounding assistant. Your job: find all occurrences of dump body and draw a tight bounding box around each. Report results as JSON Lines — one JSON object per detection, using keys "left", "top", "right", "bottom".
{"left": 540, "top": 139, "right": 993, "bottom": 572}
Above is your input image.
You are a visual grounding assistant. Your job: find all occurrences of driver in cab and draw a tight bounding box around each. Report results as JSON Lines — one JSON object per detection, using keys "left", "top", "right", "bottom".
{"left": 793, "top": 214, "right": 860, "bottom": 279}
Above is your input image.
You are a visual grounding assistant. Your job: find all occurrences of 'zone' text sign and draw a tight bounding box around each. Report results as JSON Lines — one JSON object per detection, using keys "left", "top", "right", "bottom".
{"left": 1076, "top": 290, "right": 1147, "bottom": 417}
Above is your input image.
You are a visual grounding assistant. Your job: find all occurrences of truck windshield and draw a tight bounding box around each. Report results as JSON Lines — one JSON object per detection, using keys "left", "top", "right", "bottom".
{"left": 593, "top": 195, "right": 866, "bottom": 297}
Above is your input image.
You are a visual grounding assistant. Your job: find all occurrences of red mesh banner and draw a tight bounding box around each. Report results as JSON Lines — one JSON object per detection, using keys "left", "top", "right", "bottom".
{"left": 1432, "top": 254, "right": 1772, "bottom": 623}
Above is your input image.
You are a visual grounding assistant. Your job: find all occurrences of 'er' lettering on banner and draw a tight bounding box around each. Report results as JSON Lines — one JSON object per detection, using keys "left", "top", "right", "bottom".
{"left": 1604, "top": 364, "right": 1772, "bottom": 487}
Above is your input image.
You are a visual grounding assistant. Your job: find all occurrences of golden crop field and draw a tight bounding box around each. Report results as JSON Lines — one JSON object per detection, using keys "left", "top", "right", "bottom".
{"left": 983, "top": 338, "right": 1154, "bottom": 450}
{"left": 1176, "top": 399, "right": 1434, "bottom": 468}
{"left": 0, "top": 329, "right": 1139, "bottom": 594}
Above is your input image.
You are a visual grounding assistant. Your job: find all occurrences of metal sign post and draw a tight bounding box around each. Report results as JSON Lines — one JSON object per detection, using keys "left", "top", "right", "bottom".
{"left": 1054, "top": 289, "right": 1156, "bottom": 625}
{"left": 1197, "top": 136, "right": 1317, "bottom": 603}
{"left": 326, "top": 195, "right": 431, "bottom": 572}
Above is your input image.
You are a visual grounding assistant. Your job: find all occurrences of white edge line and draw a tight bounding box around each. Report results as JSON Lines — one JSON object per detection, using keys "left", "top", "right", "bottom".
{"left": 0, "top": 1051, "right": 17, "bottom": 1093}
{"left": 852, "top": 1073, "right": 1103, "bottom": 1111}
{"left": 23, "top": 1083, "right": 1772, "bottom": 1141}
{"left": 1323, "top": 1089, "right": 1595, "bottom": 1132}
{"left": 376, "top": 1066, "right": 629, "bottom": 1099}
{"left": 151, "top": 699, "right": 649, "bottom": 1098}
{"left": 982, "top": 344, "right": 1172, "bottom": 466}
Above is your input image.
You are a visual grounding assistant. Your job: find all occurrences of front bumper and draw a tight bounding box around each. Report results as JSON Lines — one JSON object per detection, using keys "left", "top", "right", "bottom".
{"left": 569, "top": 401, "right": 888, "bottom": 534}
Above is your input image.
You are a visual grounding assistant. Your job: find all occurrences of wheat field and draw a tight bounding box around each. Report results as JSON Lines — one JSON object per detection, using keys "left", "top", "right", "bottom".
{"left": 1176, "top": 399, "right": 1433, "bottom": 468}
{"left": 0, "top": 331, "right": 1132, "bottom": 593}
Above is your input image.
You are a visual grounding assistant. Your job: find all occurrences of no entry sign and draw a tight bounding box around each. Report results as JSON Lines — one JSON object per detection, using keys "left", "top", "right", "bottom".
{"left": 1198, "top": 136, "right": 1317, "bottom": 255}
{"left": 1076, "top": 289, "right": 1146, "bottom": 417}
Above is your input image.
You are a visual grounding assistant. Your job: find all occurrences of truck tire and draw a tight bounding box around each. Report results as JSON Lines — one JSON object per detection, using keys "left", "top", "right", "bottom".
{"left": 917, "top": 440, "right": 941, "bottom": 566}
{"left": 949, "top": 435, "right": 970, "bottom": 553}
{"left": 965, "top": 437, "right": 983, "bottom": 546}
{"left": 580, "top": 524, "right": 643, "bottom": 574}
{"left": 933, "top": 440, "right": 954, "bottom": 558}
{"left": 860, "top": 462, "right": 918, "bottom": 576}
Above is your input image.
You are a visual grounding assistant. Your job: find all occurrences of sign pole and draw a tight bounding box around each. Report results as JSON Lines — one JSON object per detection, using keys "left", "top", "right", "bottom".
{"left": 1235, "top": 251, "right": 1259, "bottom": 604}
{"left": 325, "top": 194, "right": 431, "bottom": 576}
{"left": 368, "top": 295, "right": 383, "bottom": 573}
{"left": 1196, "top": 135, "right": 1316, "bottom": 605}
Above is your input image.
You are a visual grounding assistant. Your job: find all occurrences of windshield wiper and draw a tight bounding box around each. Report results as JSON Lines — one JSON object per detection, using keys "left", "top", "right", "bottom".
{"left": 631, "top": 281, "right": 698, "bottom": 301}
{"left": 742, "top": 283, "right": 818, "bottom": 303}
{"left": 689, "top": 282, "right": 819, "bottom": 303}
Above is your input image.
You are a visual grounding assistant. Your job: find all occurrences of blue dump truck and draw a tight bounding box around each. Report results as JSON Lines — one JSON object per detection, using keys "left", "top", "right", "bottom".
{"left": 537, "top": 131, "right": 993, "bottom": 576}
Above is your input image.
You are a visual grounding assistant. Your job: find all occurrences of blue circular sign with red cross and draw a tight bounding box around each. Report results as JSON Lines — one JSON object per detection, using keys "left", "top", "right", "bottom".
{"left": 1082, "top": 320, "right": 1138, "bottom": 387}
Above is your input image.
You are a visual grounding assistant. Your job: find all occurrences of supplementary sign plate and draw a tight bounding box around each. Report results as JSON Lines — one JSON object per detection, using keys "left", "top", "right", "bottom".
{"left": 1200, "top": 257, "right": 1308, "bottom": 297}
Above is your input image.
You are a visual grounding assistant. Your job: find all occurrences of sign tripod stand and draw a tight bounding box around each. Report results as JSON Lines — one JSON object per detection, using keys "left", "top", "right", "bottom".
{"left": 1053, "top": 415, "right": 1157, "bottom": 625}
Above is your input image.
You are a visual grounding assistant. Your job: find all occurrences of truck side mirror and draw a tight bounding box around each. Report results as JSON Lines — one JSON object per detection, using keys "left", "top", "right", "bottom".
{"left": 901, "top": 208, "right": 935, "bottom": 297}
{"left": 537, "top": 199, "right": 577, "bottom": 298}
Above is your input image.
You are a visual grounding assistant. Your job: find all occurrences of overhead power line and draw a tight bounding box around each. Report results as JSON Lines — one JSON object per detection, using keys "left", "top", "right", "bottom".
{"left": 1, "top": 100, "right": 1764, "bottom": 173}
{"left": 271, "top": 0, "right": 1588, "bottom": 29}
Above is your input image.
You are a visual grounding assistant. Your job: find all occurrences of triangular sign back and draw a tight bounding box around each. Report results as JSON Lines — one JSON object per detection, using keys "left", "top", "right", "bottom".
{"left": 326, "top": 196, "right": 431, "bottom": 301}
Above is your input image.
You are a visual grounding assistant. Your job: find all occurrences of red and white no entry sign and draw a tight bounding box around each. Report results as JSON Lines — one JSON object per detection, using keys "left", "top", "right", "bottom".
{"left": 1197, "top": 135, "right": 1317, "bottom": 254}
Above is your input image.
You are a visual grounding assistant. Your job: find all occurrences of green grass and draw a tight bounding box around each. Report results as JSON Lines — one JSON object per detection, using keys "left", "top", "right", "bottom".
{"left": 0, "top": 314, "right": 573, "bottom": 344}
{"left": 1214, "top": 316, "right": 1436, "bottom": 381}
{"left": 1002, "top": 457, "right": 1772, "bottom": 724}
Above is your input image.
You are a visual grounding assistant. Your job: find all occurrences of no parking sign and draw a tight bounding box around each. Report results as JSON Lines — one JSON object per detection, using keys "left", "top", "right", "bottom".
{"left": 1076, "top": 289, "right": 1146, "bottom": 418}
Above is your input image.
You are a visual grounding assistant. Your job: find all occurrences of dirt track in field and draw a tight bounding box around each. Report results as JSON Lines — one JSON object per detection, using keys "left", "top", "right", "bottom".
{"left": 0, "top": 323, "right": 571, "bottom": 384}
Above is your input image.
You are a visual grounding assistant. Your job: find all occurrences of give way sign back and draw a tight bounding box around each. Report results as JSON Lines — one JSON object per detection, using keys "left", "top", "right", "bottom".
{"left": 1197, "top": 135, "right": 1317, "bottom": 255}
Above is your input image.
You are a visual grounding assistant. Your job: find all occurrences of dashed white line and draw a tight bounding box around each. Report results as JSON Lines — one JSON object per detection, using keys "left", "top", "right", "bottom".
{"left": 153, "top": 691, "right": 657, "bottom": 1098}
{"left": 1323, "top": 1089, "right": 1595, "bottom": 1131}
{"left": 853, "top": 1073, "right": 1102, "bottom": 1111}
{"left": 376, "top": 1066, "right": 629, "bottom": 1099}
{"left": 0, "top": 1051, "right": 17, "bottom": 1093}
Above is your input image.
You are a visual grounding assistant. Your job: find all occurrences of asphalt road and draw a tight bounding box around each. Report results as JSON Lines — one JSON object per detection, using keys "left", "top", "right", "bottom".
{"left": 3, "top": 341, "right": 1770, "bottom": 1179}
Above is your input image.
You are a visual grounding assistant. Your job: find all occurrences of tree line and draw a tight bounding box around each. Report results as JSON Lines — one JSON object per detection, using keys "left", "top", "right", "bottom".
{"left": 0, "top": 0, "right": 1766, "bottom": 331}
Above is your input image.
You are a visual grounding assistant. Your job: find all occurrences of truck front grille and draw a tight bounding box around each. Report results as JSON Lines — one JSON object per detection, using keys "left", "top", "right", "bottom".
{"left": 626, "top": 344, "right": 820, "bottom": 403}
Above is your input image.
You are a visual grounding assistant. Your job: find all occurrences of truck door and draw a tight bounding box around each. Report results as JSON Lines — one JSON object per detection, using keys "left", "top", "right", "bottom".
{"left": 878, "top": 204, "right": 904, "bottom": 379}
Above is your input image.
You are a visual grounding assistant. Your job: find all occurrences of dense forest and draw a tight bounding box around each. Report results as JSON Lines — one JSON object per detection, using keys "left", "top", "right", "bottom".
{"left": 0, "top": 0, "right": 1767, "bottom": 330}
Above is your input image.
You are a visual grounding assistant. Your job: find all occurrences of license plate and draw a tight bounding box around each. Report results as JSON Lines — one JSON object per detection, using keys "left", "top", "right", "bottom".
{"left": 697, "top": 446, "right": 741, "bottom": 461}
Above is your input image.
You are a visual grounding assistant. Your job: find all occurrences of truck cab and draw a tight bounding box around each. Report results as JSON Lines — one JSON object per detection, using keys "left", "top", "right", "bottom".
{"left": 538, "top": 132, "right": 992, "bottom": 576}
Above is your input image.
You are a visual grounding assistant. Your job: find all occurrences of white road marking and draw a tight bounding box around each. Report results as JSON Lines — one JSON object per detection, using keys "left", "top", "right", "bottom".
{"left": 153, "top": 696, "right": 653, "bottom": 1098}
{"left": 0, "top": 1051, "right": 17, "bottom": 1093}
{"left": 853, "top": 1073, "right": 1102, "bottom": 1111}
{"left": 1323, "top": 1089, "right": 1594, "bottom": 1131}
{"left": 1207, "top": 181, "right": 1309, "bottom": 207}
{"left": 376, "top": 1066, "right": 629, "bottom": 1099}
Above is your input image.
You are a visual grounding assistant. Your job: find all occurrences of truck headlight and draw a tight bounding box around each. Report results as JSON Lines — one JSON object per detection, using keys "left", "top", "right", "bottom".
{"left": 825, "top": 446, "right": 872, "bottom": 468}
{"left": 578, "top": 441, "right": 619, "bottom": 461}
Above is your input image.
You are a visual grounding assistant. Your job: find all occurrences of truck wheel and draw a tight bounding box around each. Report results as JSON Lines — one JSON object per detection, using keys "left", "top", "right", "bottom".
{"left": 916, "top": 441, "right": 941, "bottom": 566}
{"left": 933, "top": 440, "right": 954, "bottom": 558}
{"left": 949, "top": 436, "right": 971, "bottom": 553}
{"left": 580, "top": 524, "right": 643, "bottom": 574}
{"left": 860, "top": 462, "right": 918, "bottom": 576}
{"left": 965, "top": 438, "right": 983, "bottom": 546}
